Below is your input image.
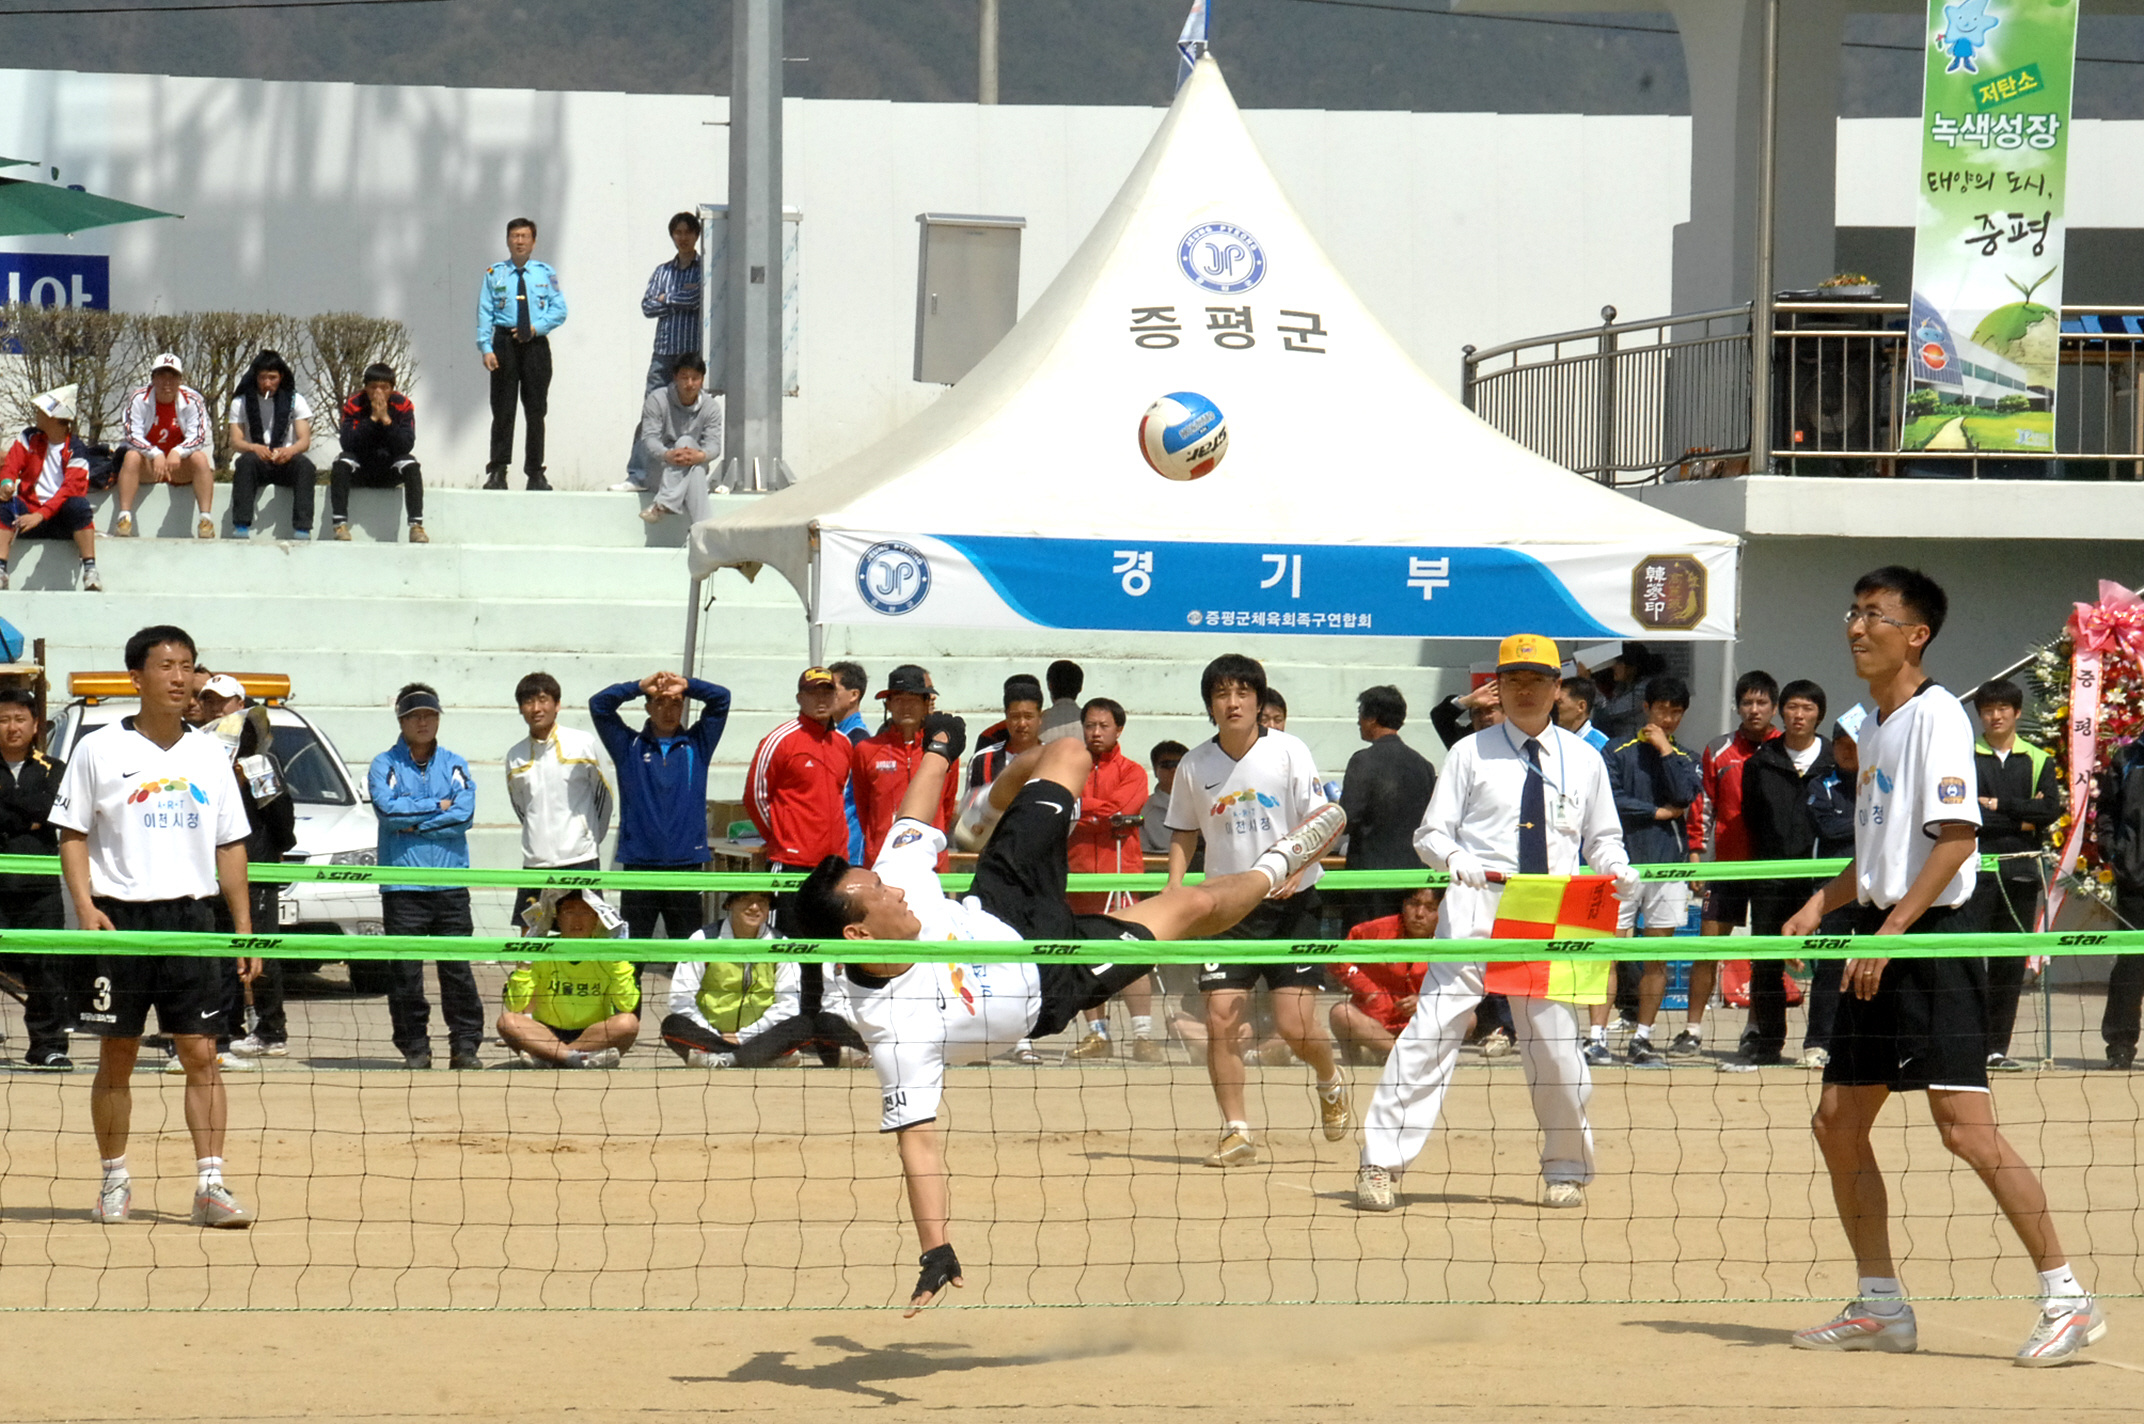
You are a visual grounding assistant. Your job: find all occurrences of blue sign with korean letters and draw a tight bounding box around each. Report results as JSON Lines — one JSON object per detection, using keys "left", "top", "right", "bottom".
{"left": 936, "top": 535, "right": 1618, "bottom": 639}
{"left": 0, "top": 253, "right": 109, "bottom": 309}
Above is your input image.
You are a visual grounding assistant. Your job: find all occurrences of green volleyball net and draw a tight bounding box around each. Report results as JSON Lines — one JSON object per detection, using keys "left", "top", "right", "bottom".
{"left": 0, "top": 853, "right": 2133, "bottom": 1312}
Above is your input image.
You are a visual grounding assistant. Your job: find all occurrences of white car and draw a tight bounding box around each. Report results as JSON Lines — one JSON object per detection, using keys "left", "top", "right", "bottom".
{"left": 48, "top": 691, "right": 391, "bottom": 991}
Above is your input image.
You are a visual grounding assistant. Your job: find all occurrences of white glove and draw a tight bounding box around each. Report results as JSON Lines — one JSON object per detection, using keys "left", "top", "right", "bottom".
{"left": 1610, "top": 863, "right": 1644, "bottom": 901}
{"left": 1445, "top": 850, "right": 1489, "bottom": 891}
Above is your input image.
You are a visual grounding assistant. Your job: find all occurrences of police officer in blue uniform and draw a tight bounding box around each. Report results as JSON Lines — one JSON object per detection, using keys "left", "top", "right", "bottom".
{"left": 477, "top": 217, "right": 568, "bottom": 491}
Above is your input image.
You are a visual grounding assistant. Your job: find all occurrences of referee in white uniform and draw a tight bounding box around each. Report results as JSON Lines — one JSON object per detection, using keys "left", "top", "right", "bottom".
{"left": 1356, "top": 634, "right": 1640, "bottom": 1213}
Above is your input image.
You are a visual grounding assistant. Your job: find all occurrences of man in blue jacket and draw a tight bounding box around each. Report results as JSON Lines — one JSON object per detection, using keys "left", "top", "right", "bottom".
{"left": 1602, "top": 674, "right": 1703, "bottom": 1066}
{"left": 369, "top": 683, "right": 483, "bottom": 1070}
{"left": 591, "top": 669, "right": 731, "bottom": 941}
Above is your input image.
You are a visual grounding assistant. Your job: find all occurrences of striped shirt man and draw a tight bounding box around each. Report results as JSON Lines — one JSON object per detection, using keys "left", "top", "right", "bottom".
{"left": 641, "top": 255, "right": 702, "bottom": 357}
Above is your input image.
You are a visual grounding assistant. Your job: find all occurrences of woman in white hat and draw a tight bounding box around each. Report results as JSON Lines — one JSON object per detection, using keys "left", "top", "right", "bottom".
{"left": 0, "top": 383, "right": 100, "bottom": 591}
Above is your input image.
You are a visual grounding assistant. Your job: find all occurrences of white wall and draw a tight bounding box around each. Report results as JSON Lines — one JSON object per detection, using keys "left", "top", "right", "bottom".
{"left": 0, "top": 70, "right": 1692, "bottom": 488}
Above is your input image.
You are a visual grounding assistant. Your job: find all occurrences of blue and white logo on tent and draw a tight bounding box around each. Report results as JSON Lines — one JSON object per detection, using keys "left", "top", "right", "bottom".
{"left": 1178, "top": 222, "right": 1265, "bottom": 294}
{"left": 856, "top": 540, "right": 931, "bottom": 616}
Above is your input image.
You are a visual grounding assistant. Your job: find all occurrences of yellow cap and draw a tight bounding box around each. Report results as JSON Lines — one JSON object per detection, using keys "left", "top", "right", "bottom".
{"left": 1496, "top": 633, "right": 1561, "bottom": 677}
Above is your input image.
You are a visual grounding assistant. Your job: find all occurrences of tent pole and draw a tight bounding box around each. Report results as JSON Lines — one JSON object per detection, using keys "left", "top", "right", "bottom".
{"left": 1716, "top": 638, "right": 1738, "bottom": 739}
{"left": 806, "top": 526, "right": 825, "bottom": 666}
{"left": 682, "top": 575, "right": 705, "bottom": 677}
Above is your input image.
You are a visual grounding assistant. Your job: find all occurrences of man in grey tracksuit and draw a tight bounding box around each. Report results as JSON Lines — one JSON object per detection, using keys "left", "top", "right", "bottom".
{"left": 638, "top": 354, "right": 722, "bottom": 526}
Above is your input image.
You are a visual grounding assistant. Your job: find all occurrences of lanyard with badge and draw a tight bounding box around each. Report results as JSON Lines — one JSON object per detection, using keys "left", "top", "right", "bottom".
{"left": 1502, "top": 723, "right": 1583, "bottom": 836}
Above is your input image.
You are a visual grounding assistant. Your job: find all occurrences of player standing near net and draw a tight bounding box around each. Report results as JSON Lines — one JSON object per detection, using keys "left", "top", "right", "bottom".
{"left": 1783, "top": 567, "right": 2102, "bottom": 1365}
{"left": 788, "top": 714, "right": 1344, "bottom": 1315}
{"left": 1167, "top": 653, "right": 1351, "bottom": 1168}
{"left": 1355, "top": 634, "right": 1640, "bottom": 1213}
{"left": 53, "top": 625, "right": 258, "bottom": 1228}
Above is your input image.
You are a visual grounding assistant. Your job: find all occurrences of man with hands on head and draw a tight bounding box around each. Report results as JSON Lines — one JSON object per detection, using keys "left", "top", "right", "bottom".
{"left": 1355, "top": 634, "right": 1641, "bottom": 1216}
{"left": 590, "top": 668, "right": 730, "bottom": 943}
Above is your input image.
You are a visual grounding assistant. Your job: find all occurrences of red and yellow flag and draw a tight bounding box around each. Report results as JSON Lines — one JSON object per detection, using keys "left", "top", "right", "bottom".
{"left": 1484, "top": 874, "right": 1619, "bottom": 1004}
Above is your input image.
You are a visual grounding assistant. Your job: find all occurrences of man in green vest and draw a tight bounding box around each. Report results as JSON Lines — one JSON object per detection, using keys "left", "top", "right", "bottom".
{"left": 661, "top": 890, "right": 865, "bottom": 1067}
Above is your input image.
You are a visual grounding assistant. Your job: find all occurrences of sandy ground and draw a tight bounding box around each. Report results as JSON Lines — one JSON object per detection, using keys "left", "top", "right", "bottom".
{"left": 0, "top": 971, "right": 2136, "bottom": 1417}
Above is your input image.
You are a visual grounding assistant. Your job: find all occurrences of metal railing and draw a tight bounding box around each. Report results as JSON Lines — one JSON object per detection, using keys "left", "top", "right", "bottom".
{"left": 1462, "top": 301, "right": 2144, "bottom": 483}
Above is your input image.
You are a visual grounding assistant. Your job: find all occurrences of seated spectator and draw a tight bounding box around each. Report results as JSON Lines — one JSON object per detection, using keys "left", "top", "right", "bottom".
{"left": 660, "top": 891, "right": 865, "bottom": 1068}
{"left": 226, "top": 349, "right": 317, "bottom": 540}
{"left": 1139, "top": 740, "right": 1187, "bottom": 857}
{"left": 0, "top": 383, "right": 100, "bottom": 592}
{"left": 635, "top": 354, "right": 721, "bottom": 526}
{"left": 114, "top": 353, "right": 215, "bottom": 540}
{"left": 499, "top": 889, "right": 641, "bottom": 1068}
{"left": 330, "top": 363, "right": 425, "bottom": 544}
{"left": 1258, "top": 687, "right": 1288, "bottom": 731}
{"left": 1330, "top": 887, "right": 1437, "bottom": 1065}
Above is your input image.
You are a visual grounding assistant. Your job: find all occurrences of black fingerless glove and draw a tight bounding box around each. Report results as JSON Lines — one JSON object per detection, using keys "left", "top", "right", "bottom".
{"left": 921, "top": 712, "right": 967, "bottom": 768}
{"left": 912, "top": 1242, "right": 962, "bottom": 1301}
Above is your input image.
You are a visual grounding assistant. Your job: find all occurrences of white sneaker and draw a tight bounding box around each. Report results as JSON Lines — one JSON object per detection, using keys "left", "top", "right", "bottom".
{"left": 216, "top": 1052, "right": 258, "bottom": 1071}
{"left": 687, "top": 1049, "right": 737, "bottom": 1069}
{"left": 581, "top": 1047, "right": 622, "bottom": 1069}
{"left": 80, "top": 563, "right": 101, "bottom": 591}
{"left": 191, "top": 1181, "right": 254, "bottom": 1229}
{"left": 607, "top": 479, "right": 646, "bottom": 492}
{"left": 2016, "top": 1299, "right": 2107, "bottom": 1367}
{"left": 93, "top": 1177, "right": 132, "bottom": 1223}
{"left": 1791, "top": 1301, "right": 1917, "bottom": 1353}
{"left": 1354, "top": 1163, "right": 1397, "bottom": 1211}
{"left": 1253, "top": 802, "right": 1347, "bottom": 888}
{"left": 1799, "top": 1046, "right": 1831, "bottom": 1070}
{"left": 1478, "top": 1028, "right": 1514, "bottom": 1059}
{"left": 841, "top": 1048, "right": 873, "bottom": 1068}
{"left": 1543, "top": 1180, "right": 1585, "bottom": 1209}
{"left": 228, "top": 1035, "right": 286, "bottom": 1058}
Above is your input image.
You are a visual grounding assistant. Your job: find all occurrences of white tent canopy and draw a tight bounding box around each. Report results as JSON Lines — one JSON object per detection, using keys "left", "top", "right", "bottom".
{"left": 691, "top": 57, "right": 1739, "bottom": 645}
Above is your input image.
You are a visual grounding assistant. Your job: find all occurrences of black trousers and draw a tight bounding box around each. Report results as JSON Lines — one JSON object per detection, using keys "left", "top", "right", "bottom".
{"left": 213, "top": 883, "right": 288, "bottom": 1045}
{"left": 1967, "top": 875, "right": 2038, "bottom": 1057}
{"left": 379, "top": 889, "right": 484, "bottom": 1055}
{"left": 1744, "top": 882, "right": 1827, "bottom": 1059}
{"left": 2103, "top": 889, "right": 2144, "bottom": 1052}
{"left": 488, "top": 330, "right": 551, "bottom": 474}
{"left": 230, "top": 451, "right": 317, "bottom": 531}
{"left": 660, "top": 1009, "right": 865, "bottom": 1068}
{"left": 330, "top": 454, "right": 423, "bottom": 522}
{"left": 620, "top": 863, "right": 705, "bottom": 942}
{"left": 0, "top": 887, "right": 73, "bottom": 1054}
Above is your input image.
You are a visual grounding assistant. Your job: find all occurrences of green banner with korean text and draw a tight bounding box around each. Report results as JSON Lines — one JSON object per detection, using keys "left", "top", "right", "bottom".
{"left": 1903, "top": 0, "right": 2078, "bottom": 454}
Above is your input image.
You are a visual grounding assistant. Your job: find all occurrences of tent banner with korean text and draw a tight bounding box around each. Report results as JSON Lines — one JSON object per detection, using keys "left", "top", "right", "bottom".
{"left": 822, "top": 530, "right": 1735, "bottom": 639}
{"left": 1902, "top": 0, "right": 2078, "bottom": 454}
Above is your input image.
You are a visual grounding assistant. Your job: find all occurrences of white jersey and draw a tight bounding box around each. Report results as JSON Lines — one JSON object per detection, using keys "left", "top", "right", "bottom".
{"left": 1853, "top": 681, "right": 1982, "bottom": 910}
{"left": 1164, "top": 728, "right": 1325, "bottom": 884}
{"left": 50, "top": 717, "right": 250, "bottom": 902}
{"left": 506, "top": 724, "right": 614, "bottom": 867}
{"left": 840, "top": 816, "right": 1042, "bottom": 1132}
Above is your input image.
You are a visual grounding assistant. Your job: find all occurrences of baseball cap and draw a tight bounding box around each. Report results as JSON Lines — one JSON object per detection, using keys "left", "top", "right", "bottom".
{"left": 202, "top": 674, "right": 245, "bottom": 701}
{"left": 797, "top": 666, "right": 837, "bottom": 691}
{"left": 1496, "top": 633, "right": 1561, "bottom": 677}
{"left": 876, "top": 663, "right": 935, "bottom": 700}
{"left": 150, "top": 352, "right": 184, "bottom": 375}
{"left": 30, "top": 384, "right": 76, "bottom": 422}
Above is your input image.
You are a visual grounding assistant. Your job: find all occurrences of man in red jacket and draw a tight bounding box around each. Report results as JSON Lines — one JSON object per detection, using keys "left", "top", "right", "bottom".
{"left": 0, "top": 384, "right": 100, "bottom": 592}
{"left": 1066, "top": 697, "right": 1159, "bottom": 1063}
{"left": 1330, "top": 888, "right": 1438, "bottom": 1065}
{"left": 747, "top": 667, "right": 856, "bottom": 874}
{"left": 852, "top": 664, "right": 957, "bottom": 866}
{"left": 1677, "top": 670, "right": 1780, "bottom": 1057}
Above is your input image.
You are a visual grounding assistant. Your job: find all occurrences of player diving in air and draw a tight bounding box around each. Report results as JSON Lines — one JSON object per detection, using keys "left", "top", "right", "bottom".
{"left": 787, "top": 712, "right": 1346, "bottom": 1314}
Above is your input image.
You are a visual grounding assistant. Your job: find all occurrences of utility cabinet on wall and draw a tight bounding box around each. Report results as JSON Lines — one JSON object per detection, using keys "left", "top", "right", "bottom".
{"left": 913, "top": 213, "right": 1024, "bottom": 385}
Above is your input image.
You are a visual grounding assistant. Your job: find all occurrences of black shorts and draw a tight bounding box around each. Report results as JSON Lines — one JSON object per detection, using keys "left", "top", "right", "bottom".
{"left": 1823, "top": 900, "right": 1991, "bottom": 1093}
{"left": 972, "top": 781, "right": 1154, "bottom": 948}
{"left": 1703, "top": 880, "right": 1754, "bottom": 926}
{"left": 544, "top": 1023, "right": 585, "bottom": 1045}
{"left": 1197, "top": 889, "right": 1326, "bottom": 993}
{"left": 78, "top": 897, "right": 223, "bottom": 1039}
{"left": 3, "top": 494, "right": 93, "bottom": 537}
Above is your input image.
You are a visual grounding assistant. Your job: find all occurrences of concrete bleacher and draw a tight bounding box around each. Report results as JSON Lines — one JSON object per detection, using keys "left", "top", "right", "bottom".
{"left": 7, "top": 480, "right": 1463, "bottom": 922}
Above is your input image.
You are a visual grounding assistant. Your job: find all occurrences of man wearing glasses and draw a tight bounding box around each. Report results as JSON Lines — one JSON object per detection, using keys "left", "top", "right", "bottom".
{"left": 1784, "top": 566, "right": 2101, "bottom": 1365}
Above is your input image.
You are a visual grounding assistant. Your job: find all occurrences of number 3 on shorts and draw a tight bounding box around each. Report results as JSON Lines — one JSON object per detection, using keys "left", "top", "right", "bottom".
{"left": 91, "top": 976, "right": 113, "bottom": 1013}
